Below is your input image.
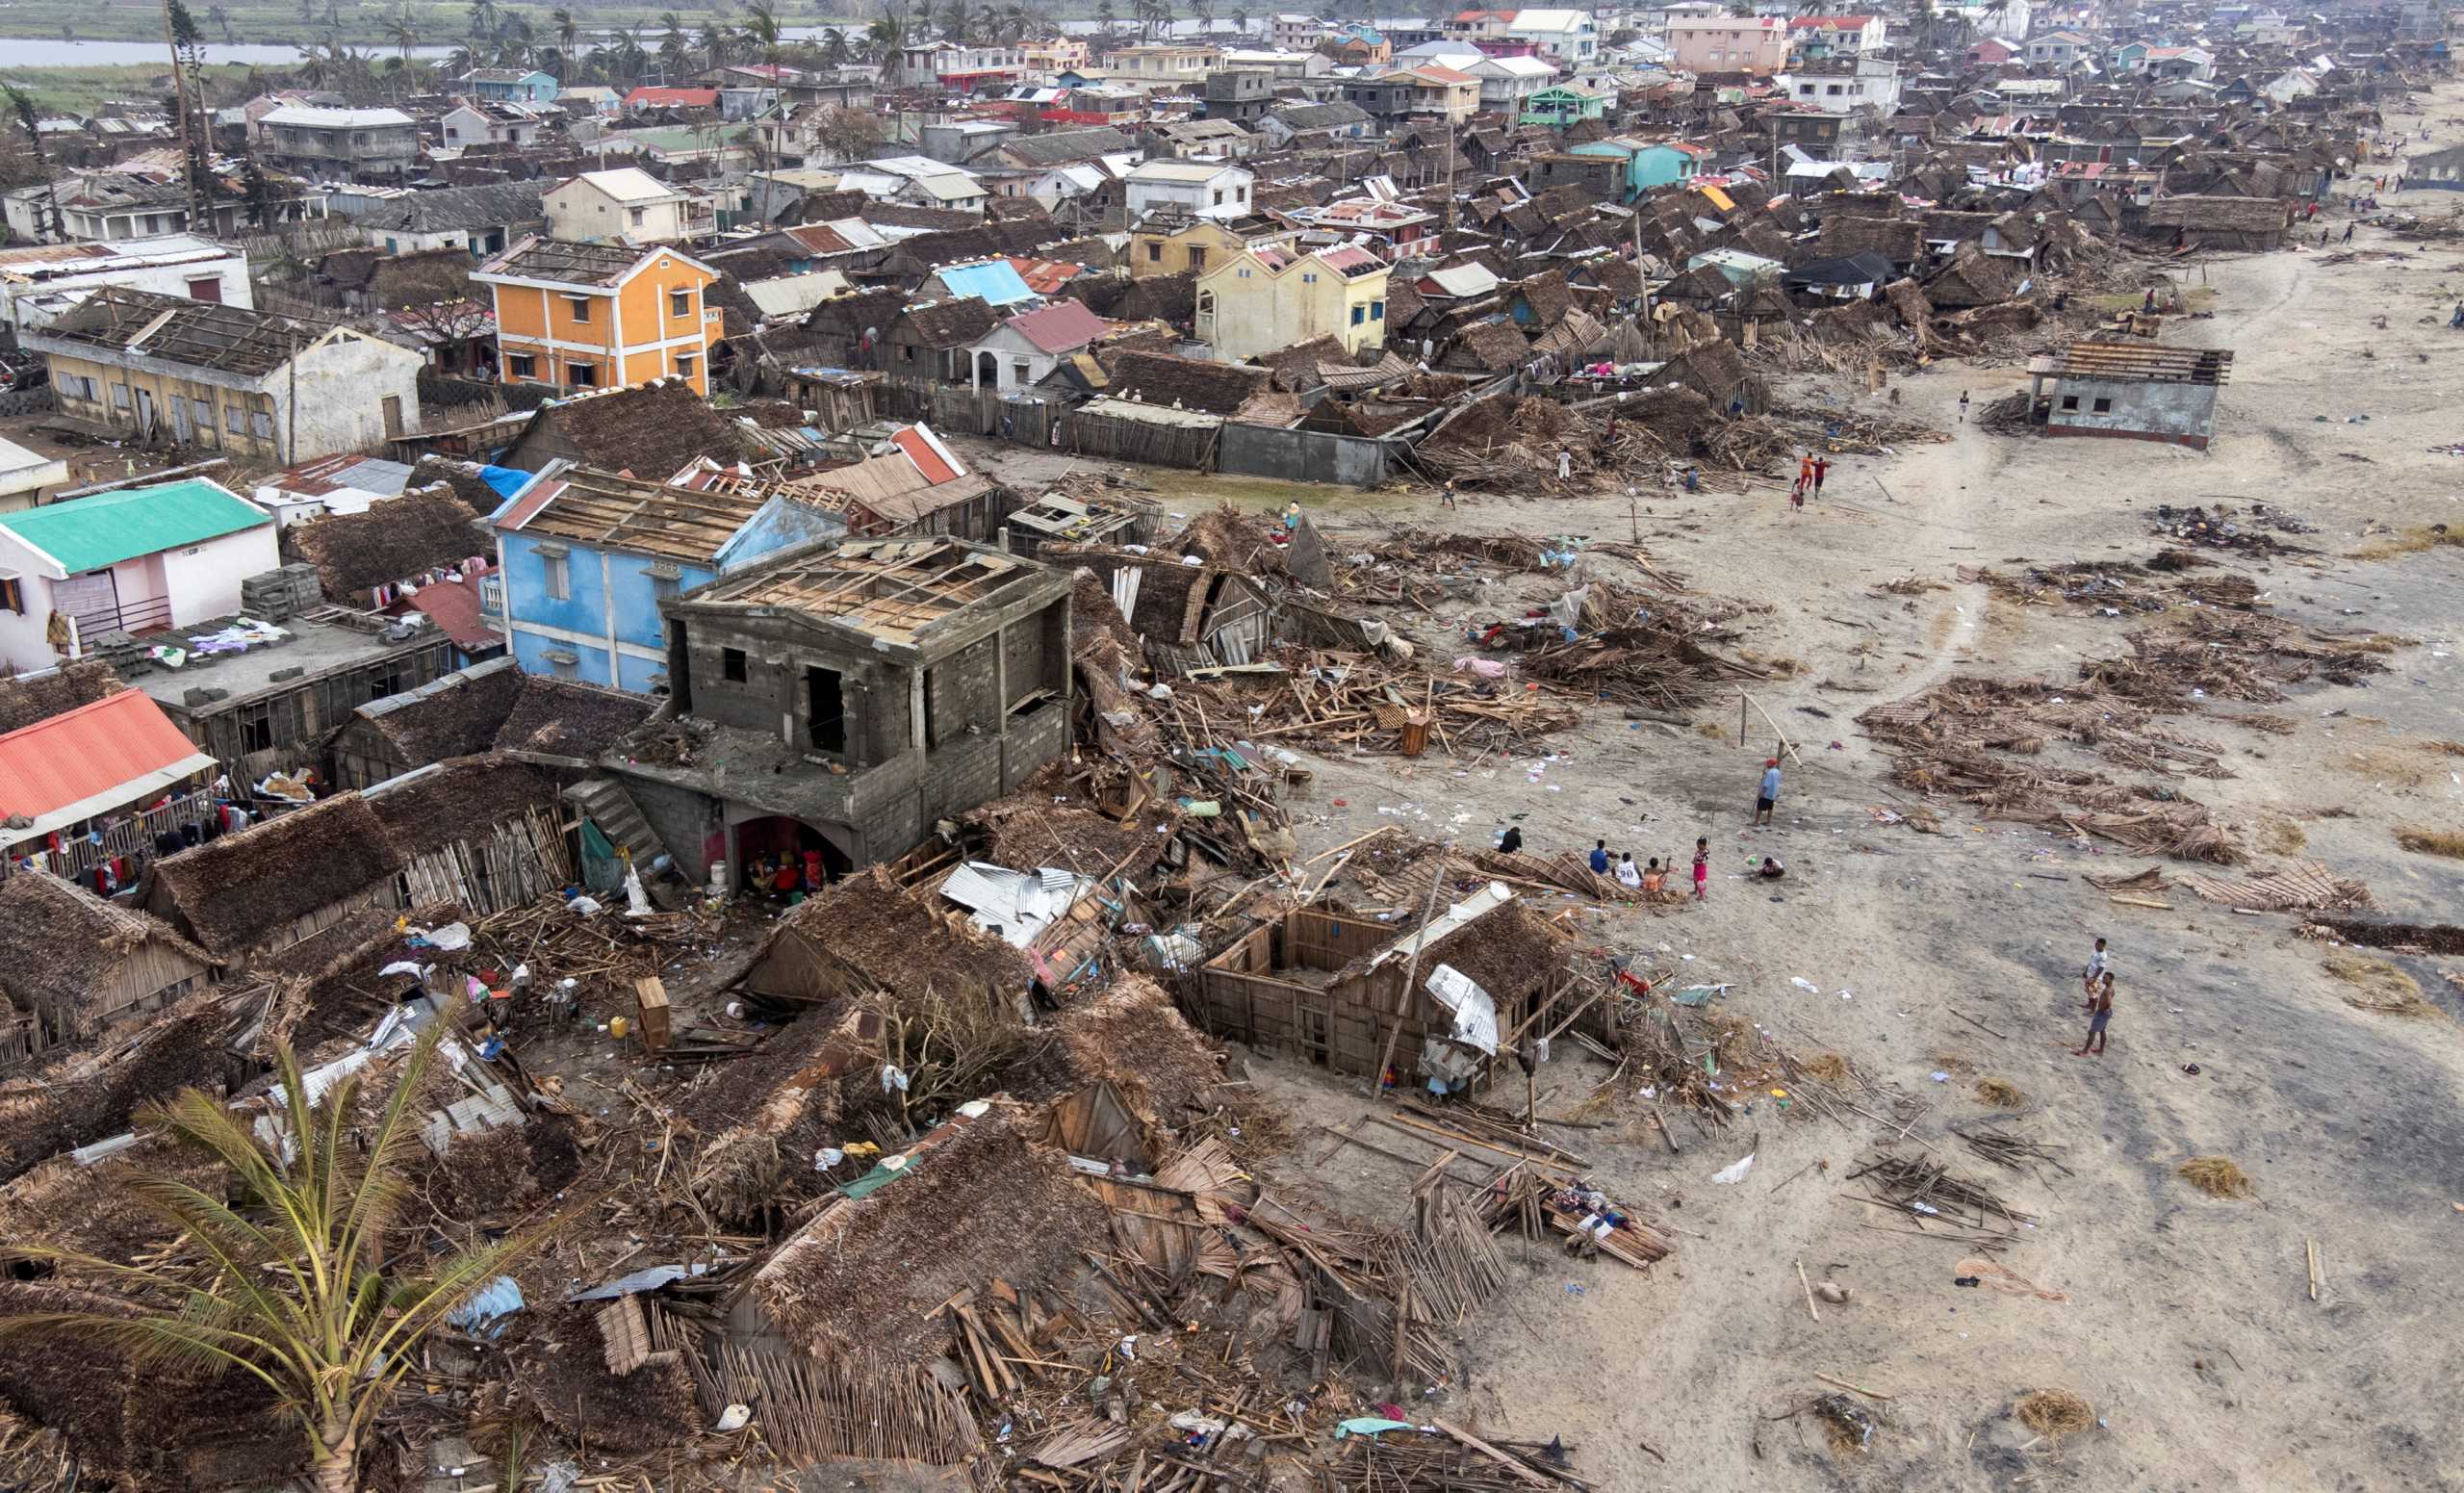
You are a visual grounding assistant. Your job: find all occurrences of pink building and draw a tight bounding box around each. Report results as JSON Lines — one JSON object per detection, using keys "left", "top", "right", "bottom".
{"left": 1666, "top": 15, "right": 1790, "bottom": 75}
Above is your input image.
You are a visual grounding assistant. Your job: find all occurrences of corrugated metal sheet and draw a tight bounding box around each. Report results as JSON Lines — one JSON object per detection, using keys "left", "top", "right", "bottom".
{"left": 0, "top": 691, "right": 218, "bottom": 828}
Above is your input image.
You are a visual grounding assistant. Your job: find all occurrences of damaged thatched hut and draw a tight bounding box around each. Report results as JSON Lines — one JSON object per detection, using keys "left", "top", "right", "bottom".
{"left": 141, "top": 792, "right": 406, "bottom": 964}
{"left": 738, "top": 866, "right": 1034, "bottom": 1009}
{"left": 364, "top": 756, "right": 570, "bottom": 914}
{"left": 736, "top": 1095, "right": 1116, "bottom": 1464}
{"left": 0, "top": 871, "right": 217, "bottom": 1059}
{"left": 330, "top": 656, "right": 656, "bottom": 788}
{"left": 1027, "top": 976, "right": 1226, "bottom": 1170}
{"left": 1192, "top": 881, "right": 1571, "bottom": 1090}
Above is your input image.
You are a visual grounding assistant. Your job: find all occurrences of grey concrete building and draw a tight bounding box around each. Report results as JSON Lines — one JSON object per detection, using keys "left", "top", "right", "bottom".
{"left": 253, "top": 105, "right": 422, "bottom": 185}
{"left": 601, "top": 537, "right": 1073, "bottom": 888}
{"left": 2025, "top": 342, "right": 2233, "bottom": 451}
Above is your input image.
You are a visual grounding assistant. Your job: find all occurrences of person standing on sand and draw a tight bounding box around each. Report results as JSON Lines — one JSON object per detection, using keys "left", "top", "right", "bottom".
{"left": 2344, "top": 222, "right": 2355, "bottom": 244}
{"left": 1692, "top": 837, "right": 1710, "bottom": 900}
{"left": 2073, "top": 971, "right": 2116, "bottom": 1057}
{"left": 1959, "top": 390, "right": 1970, "bottom": 422}
{"left": 2083, "top": 936, "right": 2110, "bottom": 995}
{"left": 1754, "top": 758, "right": 1781, "bottom": 828}
{"left": 1811, "top": 456, "right": 1830, "bottom": 497}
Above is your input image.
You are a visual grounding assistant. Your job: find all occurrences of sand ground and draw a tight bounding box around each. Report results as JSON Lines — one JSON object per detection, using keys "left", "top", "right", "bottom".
{"left": 973, "top": 105, "right": 2464, "bottom": 1493}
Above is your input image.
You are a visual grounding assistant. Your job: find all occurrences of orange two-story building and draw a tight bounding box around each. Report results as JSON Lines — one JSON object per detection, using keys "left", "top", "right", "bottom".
{"left": 471, "top": 236, "right": 722, "bottom": 396}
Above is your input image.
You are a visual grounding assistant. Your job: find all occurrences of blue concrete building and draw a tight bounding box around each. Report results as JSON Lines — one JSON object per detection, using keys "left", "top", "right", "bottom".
{"left": 456, "top": 67, "right": 561, "bottom": 102}
{"left": 488, "top": 467, "right": 800, "bottom": 692}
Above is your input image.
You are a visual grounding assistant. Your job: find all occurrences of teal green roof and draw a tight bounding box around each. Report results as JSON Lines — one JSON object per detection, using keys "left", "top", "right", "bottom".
{"left": 0, "top": 478, "right": 269, "bottom": 575}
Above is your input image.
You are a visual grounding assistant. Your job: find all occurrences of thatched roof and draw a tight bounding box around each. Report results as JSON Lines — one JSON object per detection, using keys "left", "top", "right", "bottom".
{"left": 527, "top": 378, "right": 760, "bottom": 479}
{"left": 962, "top": 793, "right": 1173, "bottom": 882}
{"left": 1811, "top": 216, "right": 1923, "bottom": 266}
{"left": 0, "top": 1279, "right": 306, "bottom": 1489}
{"left": 1102, "top": 350, "right": 1269, "bottom": 416}
{"left": 367, "top": 756, "right": 557, "bottom": 858}
{"left": 0, "top": 872, "right": 214, "bottom": 1042}
{"left": 404, "top": 454, "right": 505, "bottom": 513}
{"left": 1250, "top": 333, "right": 1350, "bottom": 392}
{"left": 741, "top": 866, "right": 1032, "bottom": 1007}
{"left": 894, "top": 296, "right": 1000, "bottom": 349}
{"left": 0, "top": 992, "right": 241, "bottom": 1183}
{"left": 1045, "top": 977, "right": 1222, "bottom": 1125}
{"left": 2144, "top": 194, "right": 2293, "bottom": 231}
{"left": 354, "top": 656, "right": 527, "bottom": 764}
{"left": 0, "top": 658, "right": 123, "bottom": 737}
{"left": 749, "top": 1095, "right": 1114, "bottom": 1366}
{"left": 493, "top": 675, "right": 655, "bottom": 760}
{"left": 1438, "top": 319, "right": 1531, "bottom": 373}
{"left": 144, "top": 793, "right": 404, "bottom": 958}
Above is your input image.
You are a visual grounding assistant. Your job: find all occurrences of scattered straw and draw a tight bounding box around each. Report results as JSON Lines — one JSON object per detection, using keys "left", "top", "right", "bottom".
{"left": 2334, "top": 748, "right": 2430, "bottom": 788}
{"left": 1803, "top": 1052, "right": 1850, "bottom": 1085}
{"left": 2014, "top": 1389, "right": 2095, "bottom": 1438}
{"left": 2258, "top": 819, "right": 2307, "bottom": 856}
{"left": 2417, "top": 739, "right": 2464, "bottom": 758}
{"left": 2346, "top": 526, "right": 2462, "bottom": 561}
{"left": 2323, "top": 953, "right": 2440, "bottom": 1017}
{"left": 1974, "top": 1077, "right": 2026, "bottom": 1109}
{"left": 2177, "top": 1156, "right": 2254, "bottom": 1199}
{"left": 1694, "top": 721, "right": 1727, "bottom": 741}
{"left": 2397, "top": 827, "right": 2464, "bottom": 860}
{"left": 1929, "top": 1049, "right": 1974, "bottom": 1075}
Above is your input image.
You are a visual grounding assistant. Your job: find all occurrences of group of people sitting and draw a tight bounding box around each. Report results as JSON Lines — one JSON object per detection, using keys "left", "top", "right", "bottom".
{"left": 1587, "top": 840, "right": 1681, "bottom": 898}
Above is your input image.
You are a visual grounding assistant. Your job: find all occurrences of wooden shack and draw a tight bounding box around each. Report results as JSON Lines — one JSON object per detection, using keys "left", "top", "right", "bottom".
{"left": 0, "top": 871, "right": 218, "bottom": 1058}
{"left": 1191, "top": 882, "right": 1569, "bottom": 1091}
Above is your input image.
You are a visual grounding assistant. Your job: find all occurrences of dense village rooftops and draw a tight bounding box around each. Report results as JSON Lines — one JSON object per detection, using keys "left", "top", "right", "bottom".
{"left": 683, "top": 537, "right": 1064, "bottom": 649}
{"left": 26, "top": 286, "right": 341, "bottom": 376}
{"left": 496, "top": 467, "right": 775, "bottom": 563}
{"left": 1000, "top": 126, "right": 1140, "bottom": 165}
{"left": 356, "top": 181, "right": 544, "bottom": 234}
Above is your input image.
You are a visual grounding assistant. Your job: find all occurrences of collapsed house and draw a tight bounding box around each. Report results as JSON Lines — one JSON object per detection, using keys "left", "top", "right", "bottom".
{"left": 1192, "top": 881, "right": 1573, "bottom": 1092}
{"left": 0, "top": 871, "right": 218, "bottom": 1062}
{"left": 2023, "top": 340, "right": 2235, "bottom": 450}
{"left": 596, "top": 538, "right": 1074, "bottom": 886}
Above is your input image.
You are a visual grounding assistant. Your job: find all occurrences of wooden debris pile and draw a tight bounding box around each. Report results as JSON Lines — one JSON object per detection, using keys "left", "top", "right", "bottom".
{"left": 2146, "top": 501, "right": 2316, "bottom": 555}
{"left": 2084, "top": 610, "right": 2396, "bottom": 706}
{"left": 1182, "top": 648, "right": 1578, "bottom": 758}
{"left": 2179, "top": 862, "right": 2373, "bottom": 913}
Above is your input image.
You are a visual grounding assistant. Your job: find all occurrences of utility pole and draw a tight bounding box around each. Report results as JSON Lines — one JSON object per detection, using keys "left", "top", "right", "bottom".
{"left": 163, "top": 0, "right": 205, "bottom": 236}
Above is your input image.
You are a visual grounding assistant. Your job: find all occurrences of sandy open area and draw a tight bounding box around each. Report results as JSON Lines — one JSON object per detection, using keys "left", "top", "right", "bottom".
{"left": 968, "top": 100, "right": 2464, "bottom": 1493}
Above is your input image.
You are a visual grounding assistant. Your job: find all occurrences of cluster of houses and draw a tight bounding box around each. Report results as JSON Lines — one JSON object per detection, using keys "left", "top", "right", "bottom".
{"left": 0, "top": 0, "right": 2437, "bottom": 931}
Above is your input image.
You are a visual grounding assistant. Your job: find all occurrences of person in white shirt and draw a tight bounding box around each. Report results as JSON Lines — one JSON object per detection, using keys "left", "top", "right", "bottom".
{"left": 1615, "top": 853, "right": 1643, "bottom": 889}
{"left": 2083, "top": 937, "right": 2110, "bottom": 995}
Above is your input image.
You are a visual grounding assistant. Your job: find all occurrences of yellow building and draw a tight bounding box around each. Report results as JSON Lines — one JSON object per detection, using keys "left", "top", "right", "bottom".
{"left": 472, "top": 235, "right": 722, "bottom": 396}
{"left": 1129, "top": 216, "right": 1284, "bottom": 278}
{"left": 1194, "top": 243, "right": 1390, "bottom": 360}
{"left": 1020, "top": 37, "right": 1089, "bottom": 74}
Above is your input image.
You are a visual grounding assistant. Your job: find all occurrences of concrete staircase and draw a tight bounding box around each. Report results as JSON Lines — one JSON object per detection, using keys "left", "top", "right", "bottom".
{"left": 563, "top": 778, "right": 686, "bottom": 908}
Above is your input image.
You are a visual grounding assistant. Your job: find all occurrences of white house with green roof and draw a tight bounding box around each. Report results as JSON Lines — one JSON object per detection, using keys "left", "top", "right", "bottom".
{"left": 0, "top": 477, "right": 277, "bottom": 670}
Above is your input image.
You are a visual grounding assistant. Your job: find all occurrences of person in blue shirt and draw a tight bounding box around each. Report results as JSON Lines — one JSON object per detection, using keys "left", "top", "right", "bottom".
{"left": 1754, "top": 758, "right": 1782, "bottom": 828}
{"left": 1589, "top": 839, "right": 1610, "bottom": 876}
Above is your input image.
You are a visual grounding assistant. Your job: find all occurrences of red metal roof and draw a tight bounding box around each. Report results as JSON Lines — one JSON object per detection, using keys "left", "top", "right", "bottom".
{"left": 624, "top": 86, "right": 719, "bottom": 107}
{"left": 0, "top": 690, "right": 212, "bottom": 824}
{"left": 1004, "top": 298, "right": 1107, "bottom": 355}
{"left": 1004, "top": 256, "right": 1085, "bottom": 295}
{"left": 890, "top": 425, "right": 964, "bottom": 485}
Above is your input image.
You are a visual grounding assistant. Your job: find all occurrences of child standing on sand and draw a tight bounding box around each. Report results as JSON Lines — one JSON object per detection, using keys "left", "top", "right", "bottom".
{"left": 1692, "top": 837, "right": 1710, "bottom": 900}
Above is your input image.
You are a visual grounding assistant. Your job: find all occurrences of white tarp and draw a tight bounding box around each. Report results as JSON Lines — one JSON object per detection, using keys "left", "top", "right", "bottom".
{"left": 1423, "top": 963, "right": 1499, "bottom": 1056}
{"left": 937, "top": 862, "right": 1095, "bottom": 947}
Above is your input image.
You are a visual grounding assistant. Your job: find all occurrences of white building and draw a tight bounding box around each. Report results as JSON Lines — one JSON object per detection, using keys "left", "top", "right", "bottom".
{"left": 1464, "top": 54, "right": 1561, "bottom": 110}
{"left": 1123, "top": 160, "right": 1254, "bottom": 220}
{"left": 1269, "top": 13, "right": 1325, "bottom": 49}
{"left": 441, "top": 101, "right": 552, "bottom": 149}
{"left": 1504, "top": 9, "right": 1601, "bottom": 65}
{"left": 0, "top": 436, "right": 69, "bottom": 515}
{"left": 545, "top": 168, "right": 693, "bottom": 245}
{"left": 0, "top": 477, "right": 280, "bottom": 672}
{"left": 0, "top": 236, "right": 252, "bottom": 333}
{"left": 1778, "top": 56, "right": 1901, "bottom": 116}
{"left": 964, "top": 299, "right": 1107, "bottom": 392}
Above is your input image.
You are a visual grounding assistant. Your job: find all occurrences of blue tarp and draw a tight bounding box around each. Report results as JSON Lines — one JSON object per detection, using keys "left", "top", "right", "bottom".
{"left": 479, "top": 464, "right": 534, "bottom": 499}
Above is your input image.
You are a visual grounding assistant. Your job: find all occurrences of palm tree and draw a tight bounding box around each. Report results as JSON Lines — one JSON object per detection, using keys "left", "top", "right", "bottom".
{"left": 819, "top": 24, "right": 851, "bottom": 64}
{"left": 3, "top": 84, "right": 64, "bottom": 241}
{"left": 0, "top": 1022, "right": 533, "bottom": 1493}
{"left": 865, "top": 11, "right": 907, "bottom": 61}
{"left": 740, "top": 0, "right": 783, "bottom": 67}
{"left": 551, "top": 5, "right": 579, "bottom": 66}
{"left": 937, "top": 0, "right": 972, "bottom": 42}
{"left": 468, "top": 0, "right": 498, "bottom": 42}
{"left": 208, "top": 3, "right": 236, "bottom": 42}
{"left": 446, "top": 40, "right": 476, "bottom": 73}
{"left": 699, "top": 17, "right": 731, "bottom": 67}
{"left": 387, "top": 11, "right": 421, "bottom": 66}
{"left": 1231, "top": 5, "right": 1248, "bottom": 35}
